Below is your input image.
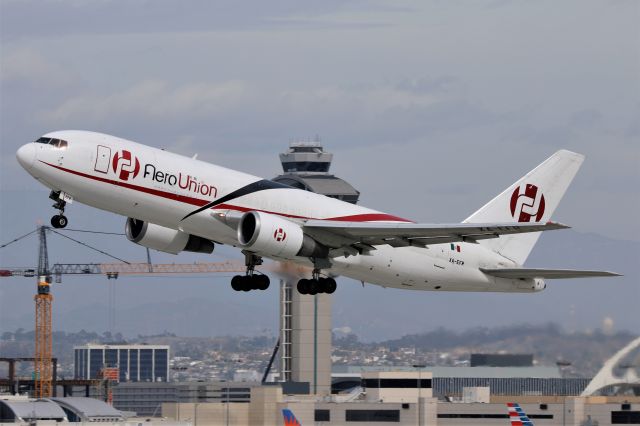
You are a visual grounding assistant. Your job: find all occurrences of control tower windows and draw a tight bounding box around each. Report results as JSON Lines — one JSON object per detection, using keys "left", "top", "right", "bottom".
{"left": 282, "top": 162, "right": 330, "bottom": 173}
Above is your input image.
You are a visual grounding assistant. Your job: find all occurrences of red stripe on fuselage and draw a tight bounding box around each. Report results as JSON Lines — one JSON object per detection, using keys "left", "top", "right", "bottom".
{"left": 41, "top": 161, "right": 413, "bottom": 223}
{"left": 42, "top": 161, "right": 209, "bottom": 207}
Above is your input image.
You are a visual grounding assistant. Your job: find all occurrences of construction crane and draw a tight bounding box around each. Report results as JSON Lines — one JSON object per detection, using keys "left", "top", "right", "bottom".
{"left": 1, "top": 225, "right": 246, "bottom": 398}
{"left": 35, "top": 226, "right": 53, "bottom": 398}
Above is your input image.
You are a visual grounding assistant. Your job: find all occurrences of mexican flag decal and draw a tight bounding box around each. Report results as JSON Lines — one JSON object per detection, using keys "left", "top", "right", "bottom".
{"left": 450, "top": 243, "right": 461, "bottom": 252}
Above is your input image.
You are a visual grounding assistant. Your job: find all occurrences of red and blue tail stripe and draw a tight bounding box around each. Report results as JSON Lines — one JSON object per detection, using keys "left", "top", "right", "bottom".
{"left": 282, "top": 408, "right": 302, "bottom": 426}
{"left": 507, "top": 403, "right": 534, "bottom": 426}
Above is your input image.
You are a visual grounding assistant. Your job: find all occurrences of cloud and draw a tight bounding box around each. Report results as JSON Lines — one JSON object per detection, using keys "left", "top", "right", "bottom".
{"left": 40, "top": 79, "right": 250, "bottom": 124}
{"left": 37, "top": 77, "right": 471, "bottom": 139}
{"left": 0, "top": 48, "right": 73, "bottom": 87}
{"left": 0, "top": 0, "right": 384, "bottom": 40}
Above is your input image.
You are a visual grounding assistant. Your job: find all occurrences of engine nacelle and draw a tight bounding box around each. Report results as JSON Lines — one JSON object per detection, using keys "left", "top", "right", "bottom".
{"left": 533, "top": 278, "right": 547, "bottom": 292}
{"left": 514, "top": 277, "right": 547, "bottom": 292}
{"left": 125, "top": 218, "right": 214, "bottom": 254}
{"left": 237, "top": 211, "right": 327, "bottom": 258}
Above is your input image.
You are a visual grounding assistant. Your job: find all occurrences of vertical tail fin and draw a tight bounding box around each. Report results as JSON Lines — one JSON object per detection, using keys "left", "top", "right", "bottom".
{"left": 507, "top": 403, "right": 534, "bottom": 425}
{"left": 464, "top": 150, "right": 584, "bottom": 265}
{"left": 282, "top": 409, "right": 302, "bottom": 426}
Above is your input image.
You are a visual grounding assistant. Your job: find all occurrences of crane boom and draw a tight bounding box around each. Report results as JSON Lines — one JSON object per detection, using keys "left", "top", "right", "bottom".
{"left": 1, "top": 261, "right": 246, "bottom": 280}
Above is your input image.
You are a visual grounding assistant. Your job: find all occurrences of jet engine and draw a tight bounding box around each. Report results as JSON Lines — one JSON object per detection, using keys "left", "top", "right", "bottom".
{"left": 125, "top": 218, "right": 214, "bottom": 254}
{"left": 237, "top": 211, "right": 327, "bottom": 258}
{"left": 514, "top": 277, "right": 547, "bottom": 292}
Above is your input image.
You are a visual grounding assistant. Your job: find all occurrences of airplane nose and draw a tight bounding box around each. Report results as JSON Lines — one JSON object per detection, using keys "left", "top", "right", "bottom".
{"left": 16, "top": 143, "right": 36, "bottom": 170}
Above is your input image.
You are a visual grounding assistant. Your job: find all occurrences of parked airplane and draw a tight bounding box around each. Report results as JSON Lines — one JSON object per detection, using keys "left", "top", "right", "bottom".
{"left": 507, "top": 403, "right": 534, "bottom": 426}
{"left": 282, "top": 408, "right": 302, "bottom": 426}
{"left": 16, "top": 131, "right": 619, "bottom": 294}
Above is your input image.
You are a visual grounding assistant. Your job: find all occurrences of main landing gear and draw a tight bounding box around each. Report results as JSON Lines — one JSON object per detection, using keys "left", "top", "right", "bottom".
{"left": 231, "top": 252, "right": 271, "bottom": 292}
{"left": 297, "top": 269, "right": 337, "bottom": 295}
{"left": 49, "top": 191, "right": 68, "bottom": 229}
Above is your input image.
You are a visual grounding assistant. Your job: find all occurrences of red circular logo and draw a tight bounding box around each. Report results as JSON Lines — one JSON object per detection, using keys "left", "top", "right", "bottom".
{"left": 112, "top": 150, "right": 140, "bottom": 181}
{"left": 273, "top": 228, "right": 287, "bottom": 242}
{"left": 510, "top": 183, "right": 545, "bottom": 222}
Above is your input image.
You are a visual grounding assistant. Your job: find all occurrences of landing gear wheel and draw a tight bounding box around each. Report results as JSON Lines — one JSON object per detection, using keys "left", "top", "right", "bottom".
{"left": 324, "top": 277, "right": 337, "bottom": 294}
{"left": 317, "top": 277, "right": 337, "bottom": 294}
{"left": 231, "top": 275, "right": 243, "bottom": 291}
{"left": 307, "top": 279, "right": 319, "bottom": 296}
{"left": 51, "top": 215, "right": 68, "bottom": 229}
{"left": 256, "top": 275, "right": 270, "bottom": 290}
{"left": 240, "top": 276, "right": 252, "bottom": 292}
{"left": 297, "top": 279, "right": 310, "bottom": 295}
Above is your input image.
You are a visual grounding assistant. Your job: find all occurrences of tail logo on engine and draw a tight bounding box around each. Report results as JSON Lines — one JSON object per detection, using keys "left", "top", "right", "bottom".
{"left": 112, "top": 150, "right": 141, "bottom": 181}
{"left": 510, "top": 183, "right": 545, "bottom": 222}
{"left": 274, "top": 228, "right": 287, "bottom": 242}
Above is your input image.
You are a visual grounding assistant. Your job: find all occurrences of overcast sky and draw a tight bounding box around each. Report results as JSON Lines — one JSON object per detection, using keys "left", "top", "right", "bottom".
{"left": 0, "top": 0, "right": 638, "bottom": 338}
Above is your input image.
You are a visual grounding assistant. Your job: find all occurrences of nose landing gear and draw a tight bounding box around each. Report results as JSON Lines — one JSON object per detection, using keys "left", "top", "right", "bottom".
{"left": 49, "top": 191, "right": 68, "bottom": 229}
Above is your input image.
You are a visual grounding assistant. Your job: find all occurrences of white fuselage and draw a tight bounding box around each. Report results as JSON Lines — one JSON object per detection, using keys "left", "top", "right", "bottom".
{"left": 17, "top": 130, "right": 542, "bottom": 293}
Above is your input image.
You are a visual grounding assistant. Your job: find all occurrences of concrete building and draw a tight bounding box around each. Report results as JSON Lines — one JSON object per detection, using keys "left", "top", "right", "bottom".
{"left": 273, "top": 141, "right": 360, "bottom": 397}
{"left": 280, "top": 282, "right": 333, "bottom": 396}
{"left": 109, "top": 381, "right": 299, "bottom": 417}
{"left": 74, "top": 344, "right": 170, "bottom": 383}
{"left": 333, "top": 365, "right": 591, "bottom": 398}
{"left": 163, "top": 380, "right": 439, "bottom": 426}
{"left": 161, "top": 381, "right": 640, "bottom": 425}
{"left": 362, "top": 371, "right": 433, "bottom": 403}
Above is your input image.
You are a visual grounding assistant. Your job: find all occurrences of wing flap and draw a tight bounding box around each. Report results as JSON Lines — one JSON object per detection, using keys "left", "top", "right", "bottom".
{"left": 480, "top": 268, "right": 622, "bottom": 279}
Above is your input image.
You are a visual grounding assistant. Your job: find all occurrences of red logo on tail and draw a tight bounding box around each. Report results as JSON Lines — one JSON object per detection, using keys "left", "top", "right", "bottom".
{"left": 112, "top": 150, "right": 140, "bottom": 181}
{"left": 273, "top": 228, "right": 287, "bottom": 242}
{"left": 510, "top": 184, "right": 545, "bottom": 222}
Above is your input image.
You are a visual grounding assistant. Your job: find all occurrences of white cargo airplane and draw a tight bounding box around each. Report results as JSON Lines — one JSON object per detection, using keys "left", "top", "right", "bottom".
{"left": 16, "top": 131, "right": 618, "bottom": 294}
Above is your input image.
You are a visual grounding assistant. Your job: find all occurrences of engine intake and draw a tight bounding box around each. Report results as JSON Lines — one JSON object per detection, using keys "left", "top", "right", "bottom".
{"left": 238, "top": 211, "right": 327, "bottom": 258}
{"left": 125, "top": 218, "right": 214, "bottom": 254}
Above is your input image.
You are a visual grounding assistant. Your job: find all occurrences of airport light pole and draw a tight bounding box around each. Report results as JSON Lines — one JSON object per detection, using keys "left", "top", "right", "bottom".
{"left": 413, "top": 364, "right": 426, "bottom": 426}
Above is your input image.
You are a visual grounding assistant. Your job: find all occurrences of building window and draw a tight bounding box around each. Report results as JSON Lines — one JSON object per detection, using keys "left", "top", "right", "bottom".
{"left": 363, "top": 378, "right": 431, "bottom": 389}
{"left": 140, "top": 349, "right": 153, "bottom": 381}
{"left": 612, "top": 411, "right": 640, "bottom": 424}
{"left": 346, "top": 410, "right": 400, "bottom": 422}
{"left": 89, "top": 349, "right": 103, "bottom": 379}
{"left": 129, "top": 350, "right": 138, "bottom": 381}
{"left": 315, "top": 409, "right": 330, "bottom": 422}
{"left": 438, "top": 414, "right": 553, "bottom": 419}
{"left": 155, "top": 349, "right": 168, "bottom": 382}
{"left": 105, "top": 349, "right": 118, "bottom": 368}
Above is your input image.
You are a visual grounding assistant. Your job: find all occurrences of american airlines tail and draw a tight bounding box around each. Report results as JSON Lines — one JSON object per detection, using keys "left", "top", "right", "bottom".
{"left": 282, "top": 409, "right": 302, "bottom": 426}
{"left": 507, "top": 403, "right": 534, "bottom": 425}
{"left": 464, "top": 150, "right": 584, "bottom": 265}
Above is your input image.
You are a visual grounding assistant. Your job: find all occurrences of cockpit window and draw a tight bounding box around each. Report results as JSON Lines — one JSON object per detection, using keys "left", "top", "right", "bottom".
{"left": 53, "top": 139, "right": 68, "bottom": 149}
{"left": 35, "top": 137, "right": 68, "bottom": 149}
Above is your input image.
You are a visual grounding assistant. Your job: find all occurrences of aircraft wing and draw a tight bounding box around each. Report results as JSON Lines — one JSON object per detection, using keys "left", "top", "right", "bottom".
{"left": 301, "top": 220, "right": 569, "bottom": 256}
{"left": 480, "top": 268, "right": 622, "bottom": 279}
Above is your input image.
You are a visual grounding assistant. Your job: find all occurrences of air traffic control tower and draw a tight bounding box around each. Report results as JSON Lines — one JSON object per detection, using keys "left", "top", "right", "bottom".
{"left": 272, "top": 141, "right": 359, "bottom": 396}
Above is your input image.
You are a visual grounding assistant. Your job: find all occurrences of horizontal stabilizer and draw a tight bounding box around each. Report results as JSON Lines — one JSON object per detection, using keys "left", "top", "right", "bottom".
{"left": 480, "top": 268, "right": 622, "bottom": 279}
